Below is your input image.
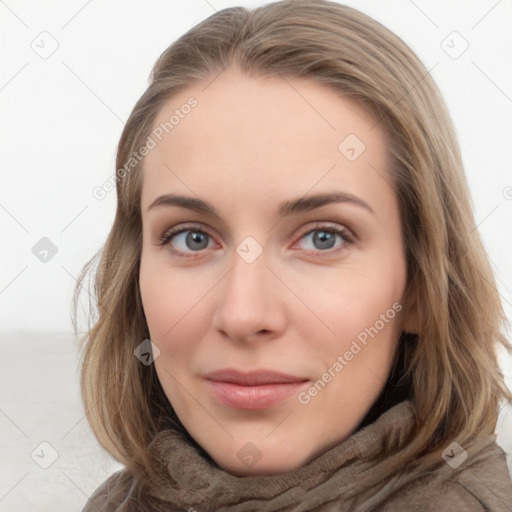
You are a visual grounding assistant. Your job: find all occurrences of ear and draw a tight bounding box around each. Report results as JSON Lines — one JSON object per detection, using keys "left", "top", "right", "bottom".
{"left": 401, "top": 282, "right": 419, "bottom": 335}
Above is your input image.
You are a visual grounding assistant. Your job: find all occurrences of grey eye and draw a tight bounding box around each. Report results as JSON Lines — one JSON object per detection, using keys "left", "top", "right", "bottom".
{"left": 173, "top": 230, "right": 211, "bottom": 251}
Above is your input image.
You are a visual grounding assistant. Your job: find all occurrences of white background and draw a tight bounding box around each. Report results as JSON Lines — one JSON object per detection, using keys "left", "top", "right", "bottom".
{"left": 1, "top": 0, "right": 511, "bottom": 510}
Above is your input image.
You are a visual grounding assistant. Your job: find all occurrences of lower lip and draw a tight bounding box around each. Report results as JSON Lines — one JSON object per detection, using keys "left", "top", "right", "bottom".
{"left": 205, "top": 379, "right": 309, "bottom": 410}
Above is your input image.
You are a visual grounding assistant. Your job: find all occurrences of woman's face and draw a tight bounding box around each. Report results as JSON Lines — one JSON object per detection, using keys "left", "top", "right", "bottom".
{"left": 139, "top": 67, "right": 416, "bottom": 476}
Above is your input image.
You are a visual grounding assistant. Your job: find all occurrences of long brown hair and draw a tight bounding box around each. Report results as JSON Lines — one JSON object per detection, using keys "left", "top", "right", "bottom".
{"left": 73, "top": 0, "right": 511, "bottom": 487}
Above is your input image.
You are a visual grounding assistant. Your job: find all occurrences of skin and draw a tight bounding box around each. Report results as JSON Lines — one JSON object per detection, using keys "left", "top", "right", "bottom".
{"left": 139, "top": 65, "right": 418, "bottom": 476}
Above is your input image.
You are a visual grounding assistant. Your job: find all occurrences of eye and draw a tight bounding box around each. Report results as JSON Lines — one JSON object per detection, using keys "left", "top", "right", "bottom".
{"left": 159, "top": 224, "right": 215, "bottom": 258}
{"left": 294, "top": 224, "right": 354, "bottom": 254}
{"left": 158, "top": 223, "right": 354, "bottom": 258}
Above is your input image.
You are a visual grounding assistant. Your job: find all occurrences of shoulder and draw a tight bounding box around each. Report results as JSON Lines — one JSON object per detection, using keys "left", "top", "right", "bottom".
{"left": 436, "top": 442, "right": 512, "bottom": 512}
{"left": 82, "top": 469, "right": 138, "bottom": 512}
{"left": 382, "top": 437, "right": 512, "bottom": 512}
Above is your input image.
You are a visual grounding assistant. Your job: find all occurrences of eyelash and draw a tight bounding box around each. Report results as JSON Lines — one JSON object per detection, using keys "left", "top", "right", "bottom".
{"left": 158, "top": 223, "right": 355, "bottom": 259}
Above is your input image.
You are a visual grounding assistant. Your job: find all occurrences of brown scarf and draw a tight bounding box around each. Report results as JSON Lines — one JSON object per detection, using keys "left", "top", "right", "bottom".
{"left": 86, "top": 399, "right": 512, "bottom": 511}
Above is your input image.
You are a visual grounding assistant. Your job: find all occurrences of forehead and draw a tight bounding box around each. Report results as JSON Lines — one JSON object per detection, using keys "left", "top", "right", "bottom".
{"left": 140, "top": 68, "right": 391, "bottom": 212}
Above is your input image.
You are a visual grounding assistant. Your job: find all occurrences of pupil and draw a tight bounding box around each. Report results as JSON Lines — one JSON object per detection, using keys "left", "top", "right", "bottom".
{"left": 187, "top": 231, "right": 208, "bottom": 251}
{"left": 314, "top": 231, "right": 335, "bottom": 250}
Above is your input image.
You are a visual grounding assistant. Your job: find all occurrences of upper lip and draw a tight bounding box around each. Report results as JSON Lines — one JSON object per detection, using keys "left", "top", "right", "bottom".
{"left": 204, "top": 368, "right": 309, "bottom": 386}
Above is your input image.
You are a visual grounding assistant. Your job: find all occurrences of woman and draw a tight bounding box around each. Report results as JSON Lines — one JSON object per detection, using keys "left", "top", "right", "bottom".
{"left": 77, "top": 1, "right": 512, "bottom": 510}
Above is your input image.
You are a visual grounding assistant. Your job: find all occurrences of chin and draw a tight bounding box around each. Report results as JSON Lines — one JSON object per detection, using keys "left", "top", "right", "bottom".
{"left": 222, "top": 457, "right": 304, "bottom": 477}
{"left": 212, "top": 442, "right": 311, "bottom": 477}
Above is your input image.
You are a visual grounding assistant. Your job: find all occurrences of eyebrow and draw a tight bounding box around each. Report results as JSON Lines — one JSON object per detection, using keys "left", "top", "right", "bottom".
{"left": 146, "top": 191, "right": 374, "bottom": 217}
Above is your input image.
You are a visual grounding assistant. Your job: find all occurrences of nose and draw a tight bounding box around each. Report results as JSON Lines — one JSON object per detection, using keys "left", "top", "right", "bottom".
{"left": 211, "top": 247, "right": 286, "bottom": 344}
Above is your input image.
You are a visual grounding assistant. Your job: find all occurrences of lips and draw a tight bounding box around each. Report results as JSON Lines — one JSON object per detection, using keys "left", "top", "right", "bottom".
{"left": 203, "top": 368, "right": 310, "bottom": 409}
{"left": 204, "top": 368, "right": 308, "bottom": 385}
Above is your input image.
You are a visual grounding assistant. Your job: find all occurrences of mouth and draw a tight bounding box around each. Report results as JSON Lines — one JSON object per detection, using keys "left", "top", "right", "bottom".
{"left": 203, "top": 368, "right": 310, "bottom": 410}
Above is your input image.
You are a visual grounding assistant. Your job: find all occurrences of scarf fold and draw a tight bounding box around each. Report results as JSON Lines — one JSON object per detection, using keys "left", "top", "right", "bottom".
{"left": 143, "top": 400, "right": 417, "bottom": 510}
{"left": 137, "top": 399, "right": 511, "bottom": 512}
{"left": 84, "top": 398, "right": 512, "bottom": 512}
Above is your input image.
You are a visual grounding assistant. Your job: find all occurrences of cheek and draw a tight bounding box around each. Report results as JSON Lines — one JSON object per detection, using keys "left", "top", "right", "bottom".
{"left": 139, "top": 259, "right": 171, "bottom": 338}
{"left": 296, "top": 261, "right": 405, "bottom": 343}
{"left": 293, "top": 253, "right": 406, "bottom": 379}
{"left": 139, "top": 255, "right": 204, "bottom": 357}
{"left": 140, "top": 260, "right": 212, "bottom": 417}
